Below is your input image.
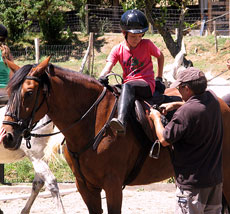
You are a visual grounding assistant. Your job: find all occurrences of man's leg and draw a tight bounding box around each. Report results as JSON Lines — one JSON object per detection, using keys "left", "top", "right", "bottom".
{"left": 175, "top": 184, "right": 222, "bottom": 214}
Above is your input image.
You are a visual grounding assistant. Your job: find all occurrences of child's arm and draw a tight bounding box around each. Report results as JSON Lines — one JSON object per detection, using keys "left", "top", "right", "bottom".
{"left": 156, "top": 51, "right": 164, "bottom": 78}
{"left": 0, "top": 127, "right": 6, "bottom": 142}
{"left": 99, "top": 61, "right": 114, "bottom": 77}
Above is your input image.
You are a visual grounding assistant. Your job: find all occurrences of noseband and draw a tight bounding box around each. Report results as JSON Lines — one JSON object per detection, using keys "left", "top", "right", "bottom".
{"left": 3, "top": 76, "right": 47, "bottom": 148}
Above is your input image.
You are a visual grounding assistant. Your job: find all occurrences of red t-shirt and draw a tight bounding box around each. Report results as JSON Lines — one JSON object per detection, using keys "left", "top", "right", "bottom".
{"left": 107, "top": 39, "right": 161, "bottom": 94}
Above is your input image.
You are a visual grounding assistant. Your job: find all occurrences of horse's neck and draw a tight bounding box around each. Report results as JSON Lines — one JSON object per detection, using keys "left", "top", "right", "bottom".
{"left": 47, "top": 74, "right": 115, "bottom": 151}
{"left": 47, "top": 73, "right": 105, "bottom": 138}
{"left": 49, "top": 71, "right": 102, "bottom": 111}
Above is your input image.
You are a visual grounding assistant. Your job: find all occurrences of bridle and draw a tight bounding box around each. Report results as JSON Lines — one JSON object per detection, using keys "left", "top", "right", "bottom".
{"left": 3, "top": 76, "right": 47, "bottom": 148}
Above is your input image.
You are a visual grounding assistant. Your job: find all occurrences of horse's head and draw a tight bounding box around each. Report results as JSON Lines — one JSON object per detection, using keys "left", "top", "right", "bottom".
{"left": 2, "top": 57, "right": 51, "bottom": 150}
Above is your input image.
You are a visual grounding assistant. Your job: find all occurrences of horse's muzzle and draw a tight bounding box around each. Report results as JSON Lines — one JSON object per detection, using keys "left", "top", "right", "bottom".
{"left": 3, "top": 132, "right": 22, "bottom": 150}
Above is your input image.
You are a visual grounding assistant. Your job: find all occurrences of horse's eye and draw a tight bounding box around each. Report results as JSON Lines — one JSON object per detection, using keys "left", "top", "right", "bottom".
{"left": 26, "top": 91, "right": 33, "bottom": 97}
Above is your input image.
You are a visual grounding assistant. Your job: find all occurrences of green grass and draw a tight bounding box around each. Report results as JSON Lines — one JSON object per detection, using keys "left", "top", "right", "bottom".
{"left": 4, "top": 155, "right": 75, "bottom": 183}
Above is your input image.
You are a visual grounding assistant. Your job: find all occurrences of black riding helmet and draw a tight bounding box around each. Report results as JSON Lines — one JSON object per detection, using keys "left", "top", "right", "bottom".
{"left": 120, "top": 9, "right": 148, "bottom": 34}
{"left": 0, "top": 24, "right": 8, "bottom": 40}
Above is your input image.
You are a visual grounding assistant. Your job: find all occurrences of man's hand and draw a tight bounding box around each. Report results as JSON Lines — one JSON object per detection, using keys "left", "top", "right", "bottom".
{"left": 159, "top": 103, "right": 174, "bottom": 115}
{"left": 160, "top": 101, "right": 184, "bottom": 115}
{"left": 149, "top": 108, "right": 169, "bottom": 147}
{"left": 150, "top": 108, "right": 161, "bottom": 118}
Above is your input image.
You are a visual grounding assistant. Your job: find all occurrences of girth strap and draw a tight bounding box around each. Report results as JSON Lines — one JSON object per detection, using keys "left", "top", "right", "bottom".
{"left": 92, "top": 96, "right": 118, "bottom": 150}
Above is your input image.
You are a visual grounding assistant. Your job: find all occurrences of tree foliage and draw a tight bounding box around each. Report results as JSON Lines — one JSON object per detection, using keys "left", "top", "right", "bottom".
{"left": 22, "top": 0, "right": 74, "bottom": 45}
{"left": 0, "top": 0, "right": 74, "bottom": 45}
{"left": 0, "top": 1, "right": 32, "bottom": 44}
{"left": 143, "top": 0, "right": 192, "bottom": 65}
{"left": 0, "top": 0, "right": 194, "bottom": 59}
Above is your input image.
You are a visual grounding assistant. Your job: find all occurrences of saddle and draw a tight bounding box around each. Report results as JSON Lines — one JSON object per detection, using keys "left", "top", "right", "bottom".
{"left": 111, "top": 84, "right": 182, "bottom": 143}
{"left": 134, "top": 92, "right": 182, "bottom": 142}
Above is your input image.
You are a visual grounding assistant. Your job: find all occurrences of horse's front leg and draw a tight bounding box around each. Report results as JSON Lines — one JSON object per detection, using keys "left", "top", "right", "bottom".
{"left": 21, "top": 173, "right": 45, "bottom": 214}
{"left": 76, "top": 179, "right": 103, "bottom": 214}
{"left": 24, "top": 158, "right": 66, "bottom": 214}
{"left": 104, "top": 175, "right": 123, "bottom": 214}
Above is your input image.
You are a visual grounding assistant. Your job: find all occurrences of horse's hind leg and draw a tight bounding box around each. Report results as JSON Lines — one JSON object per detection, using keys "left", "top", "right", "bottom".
{"left": 76, "top": 179, "right": 103, "bottom": 214}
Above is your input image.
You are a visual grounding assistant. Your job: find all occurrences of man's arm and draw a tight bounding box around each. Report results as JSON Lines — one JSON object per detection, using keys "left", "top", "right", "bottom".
{"left": 149, "top": 108, "right": 170, "bottom": 147}
{"left": 160, "top": 101, "right": 184, "bottom": 115}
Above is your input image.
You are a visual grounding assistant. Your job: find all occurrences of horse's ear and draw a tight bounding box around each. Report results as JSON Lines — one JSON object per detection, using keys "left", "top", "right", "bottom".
{"left": 4, "top": 58, "right": 20, "bottom": 73}
{"left": 30, "top": 56, "right": 51, "bottom": 77}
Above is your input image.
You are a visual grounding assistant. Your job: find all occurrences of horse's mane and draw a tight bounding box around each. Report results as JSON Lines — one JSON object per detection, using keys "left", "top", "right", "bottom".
{"left": 6, "top": 63, "right": 100, "bottom": 118}
{"left": 52, "top": 64, "right": 99, "bottom": 85}
{"left": 7, "top": 64, "right": 51, "bottom": 119}
{"left": 7, "top": 64, "right": 33, "bottom": 93}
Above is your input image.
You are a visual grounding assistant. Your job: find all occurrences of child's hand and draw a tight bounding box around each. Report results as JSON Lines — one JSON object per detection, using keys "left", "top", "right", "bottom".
{"left": 0, "top": 127, "right": 6, "bottom": 143}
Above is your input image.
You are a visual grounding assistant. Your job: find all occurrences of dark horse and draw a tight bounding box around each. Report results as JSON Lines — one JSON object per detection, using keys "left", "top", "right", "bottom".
{"left": 2, "top": 57, "right": 230, "bottom": 213}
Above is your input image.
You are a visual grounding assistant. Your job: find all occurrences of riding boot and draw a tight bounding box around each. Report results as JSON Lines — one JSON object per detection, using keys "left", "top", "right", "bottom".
{"left": 110, "top": 83, "right": 134, "bottom": 135}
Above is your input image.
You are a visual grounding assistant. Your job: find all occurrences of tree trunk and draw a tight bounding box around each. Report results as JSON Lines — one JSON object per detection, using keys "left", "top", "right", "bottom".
{"left": 144, "top": 0, "right": 192, "bottom": 67}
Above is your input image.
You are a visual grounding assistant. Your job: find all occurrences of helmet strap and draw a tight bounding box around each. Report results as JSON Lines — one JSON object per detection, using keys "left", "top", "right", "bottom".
{"left": 124, "top": 32, "right": 128, "bottom": 41}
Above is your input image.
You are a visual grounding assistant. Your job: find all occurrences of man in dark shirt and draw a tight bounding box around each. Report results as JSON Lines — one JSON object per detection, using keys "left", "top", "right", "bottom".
{"left": 150, "top": 67, "right": 223, "bottom": 214}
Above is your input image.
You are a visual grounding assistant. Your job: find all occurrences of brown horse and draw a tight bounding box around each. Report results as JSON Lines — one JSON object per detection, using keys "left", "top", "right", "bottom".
{"left": 2, "top": 57, "right": 230, "bottom": 214}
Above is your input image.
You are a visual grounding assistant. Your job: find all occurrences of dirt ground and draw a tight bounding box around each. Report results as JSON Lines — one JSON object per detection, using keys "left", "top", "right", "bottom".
{"left": 0, "top": 183, "right": 176, "bottom": 214}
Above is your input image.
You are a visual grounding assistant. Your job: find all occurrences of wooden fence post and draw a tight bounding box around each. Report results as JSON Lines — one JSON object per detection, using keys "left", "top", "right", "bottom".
{"left": 229, "top": 0, "right": 230, "bottom": 36}
{"left": 214, "top": 21, "right": 218, "bottom": 53}
{"left": 90, "top": 34, "right": 94, "bottom": 76}
{"left": 79, "top": 32, "right": 94, "bottom": 73}
{"left": 0, "top": 164, "right": 4, "bottom": 184}
{"left": 34, "top": 38, "right": 40, "bottom": 64}
{"left": 88, "top": 32, "right": 93, "bottom": 75}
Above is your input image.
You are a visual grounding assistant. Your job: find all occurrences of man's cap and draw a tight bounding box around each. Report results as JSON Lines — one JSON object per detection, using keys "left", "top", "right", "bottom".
{"left": 170, "top": 67, "right": 205, "bottom": 88}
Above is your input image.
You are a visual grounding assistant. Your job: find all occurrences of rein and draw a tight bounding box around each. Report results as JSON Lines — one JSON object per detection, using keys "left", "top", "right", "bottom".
{"left": 31, "top": 86, "right": 107, "bottom": 139}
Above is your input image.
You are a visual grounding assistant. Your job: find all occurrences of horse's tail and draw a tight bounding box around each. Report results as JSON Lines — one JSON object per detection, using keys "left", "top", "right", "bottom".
{"left": 43, "top": 126, "right": 65, "bottom": 163}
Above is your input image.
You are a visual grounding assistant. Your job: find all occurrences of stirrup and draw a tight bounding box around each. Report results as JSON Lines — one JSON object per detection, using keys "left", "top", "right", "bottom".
{"left": 149, "top": 140, "right": 161, "bottom": 159}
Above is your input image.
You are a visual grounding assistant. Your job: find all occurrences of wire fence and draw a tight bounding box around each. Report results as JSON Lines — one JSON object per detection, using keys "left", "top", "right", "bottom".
{"left": 27, "top": 4, "right": 230, "bottom": 34}
{"left": 10, "top": 44, "right": 88, "bottom": 62}
{"left": 8, "top": 4, "right": 230, "bottom": 63}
